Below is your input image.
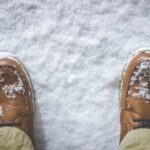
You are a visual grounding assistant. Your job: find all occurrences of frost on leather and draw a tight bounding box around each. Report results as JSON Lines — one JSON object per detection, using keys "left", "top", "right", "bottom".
{"left": 2, "top": 70, "right": 25, "bottom": 100}
{"left": 128, "top": 60, "right": 150, "bottom": 100}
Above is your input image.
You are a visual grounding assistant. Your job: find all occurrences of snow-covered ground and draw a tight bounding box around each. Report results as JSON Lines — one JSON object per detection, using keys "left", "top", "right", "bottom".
{"left": 0, "top": 0, "right": 150, "bottom": 150}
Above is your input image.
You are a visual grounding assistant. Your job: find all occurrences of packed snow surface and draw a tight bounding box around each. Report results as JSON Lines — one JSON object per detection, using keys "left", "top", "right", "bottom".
{"left": 0, "top": 0, "right": 150, "bottom": 150}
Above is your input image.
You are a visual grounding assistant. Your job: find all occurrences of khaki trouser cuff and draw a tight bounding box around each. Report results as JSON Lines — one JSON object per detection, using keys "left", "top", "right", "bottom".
{"left": 0, "top": 127, "right": 34, "bottom": 150}
{"left": 120, "top": 129, "right": 150, "bottom": 150}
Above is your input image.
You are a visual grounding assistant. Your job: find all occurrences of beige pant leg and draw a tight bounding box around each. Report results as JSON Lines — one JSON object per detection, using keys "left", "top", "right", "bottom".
{"left": 119, "top": 129, "right": 150, "bottom": 150}
{"left": 0, "top": 127, "right": 34, "bottom": 150}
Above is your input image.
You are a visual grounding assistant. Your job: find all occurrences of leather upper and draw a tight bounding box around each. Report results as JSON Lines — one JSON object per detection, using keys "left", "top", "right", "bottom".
{"left": 0, "top": 57, "right": 34, "bottom": 140}
{"left": 120, "top": 51, "right": 150, "bottom": 142}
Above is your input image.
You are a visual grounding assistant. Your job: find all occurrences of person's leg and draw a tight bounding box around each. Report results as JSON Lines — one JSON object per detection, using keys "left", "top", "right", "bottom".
{"left": 0, "top": 127, "right": 34, "bottom": 150}
{"left": 0, "top": 54, "right": 35, "bottom": 149}
{"left": 119, "top": 129, "right": 150, "bottom": 150}
{"left": 119, "top": 49, "right": 150, "bottom": 149}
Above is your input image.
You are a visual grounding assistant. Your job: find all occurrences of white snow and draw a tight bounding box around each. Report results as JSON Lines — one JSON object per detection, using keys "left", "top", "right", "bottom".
{"left": 0, "top": 70, "right": 4, "bottom": 83}
{"left": 0, "top": 106, "right": 3, "bottom": 117}
{"left": 0, "top": 0, "right": 149, "bottom": 150}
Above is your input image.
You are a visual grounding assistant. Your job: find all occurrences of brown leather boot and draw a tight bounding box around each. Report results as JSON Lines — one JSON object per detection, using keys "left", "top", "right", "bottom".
{"left": 120, "top": 49, "right": 150, "bottom": 142}
{"left": 0, "top": 55, "right": 34, "bottom": 141}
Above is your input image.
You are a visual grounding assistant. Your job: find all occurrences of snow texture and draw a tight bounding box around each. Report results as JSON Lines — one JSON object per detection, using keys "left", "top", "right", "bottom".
{"left": 0, "top": 0, "right": 150, "bottom": 150}
{"left": 0, "top": 105, "right": 3, "bottom": 117}
{"left": 129, "top": 61, "right": 150, "bottom": 100}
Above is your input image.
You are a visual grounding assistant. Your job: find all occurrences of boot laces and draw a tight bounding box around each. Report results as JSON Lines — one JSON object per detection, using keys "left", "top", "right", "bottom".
{"left": 133, "top": 118, "right": 150, "bottom": 129}
{"left": 0, "top": 123, "right": 21, "bottom": 127}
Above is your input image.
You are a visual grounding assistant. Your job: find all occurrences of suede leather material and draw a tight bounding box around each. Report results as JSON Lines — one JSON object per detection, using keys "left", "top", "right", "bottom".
{"left": 0, "top": 57, "right": 34, "bottom": 141}
{"left": 120, "top": 51, "right": 150, "bottom": 142}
